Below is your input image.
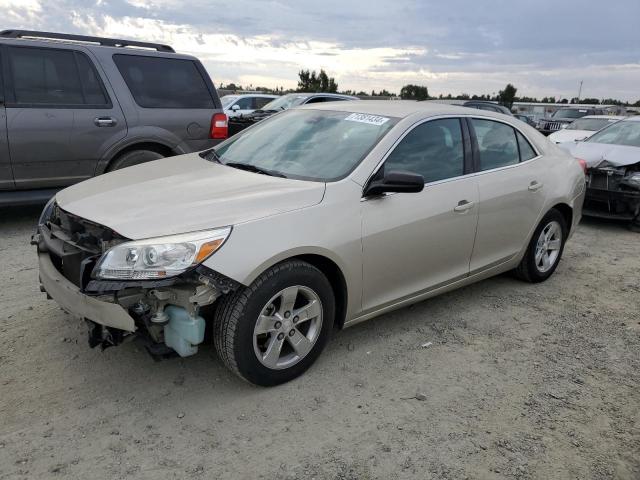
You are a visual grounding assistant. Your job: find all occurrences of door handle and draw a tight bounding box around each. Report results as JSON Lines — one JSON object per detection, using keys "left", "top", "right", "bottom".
{"left": 94, "top": 117, "right": 116, "bottom": 127}
{"left": 454, "top": 200, "right": 474, "bottom": 213}
{"left": 528, "top": 181, "right": 543, "bottom": 192}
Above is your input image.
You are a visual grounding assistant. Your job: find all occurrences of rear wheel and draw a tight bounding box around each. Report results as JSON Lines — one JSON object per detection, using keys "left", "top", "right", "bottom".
{"left": 108, "top": 149, "right": 164, "bottom": 171}
{"left": 213, "top": 260, "right": 335, "bottom": 386}
{"left": 515, "top": 209, "right": 567, "bottom": 283}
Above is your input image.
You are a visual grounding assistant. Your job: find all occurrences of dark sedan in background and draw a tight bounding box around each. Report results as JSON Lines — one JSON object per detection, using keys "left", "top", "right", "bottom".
{"left": 228, "top": 92, "right": 359, "bottom": 136}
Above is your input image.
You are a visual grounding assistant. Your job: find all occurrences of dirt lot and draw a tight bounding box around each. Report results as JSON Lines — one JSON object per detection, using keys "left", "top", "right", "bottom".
{"left": 0, "top": 206, "right": 638, "bottom": 480}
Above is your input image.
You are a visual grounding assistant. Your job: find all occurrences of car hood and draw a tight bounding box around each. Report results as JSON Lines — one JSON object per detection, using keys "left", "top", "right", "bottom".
{"left": 56, "top": 153, "right": 326, "bottom": 239}
{"left": 548, "top": 129, "right": 593, "bottom": 144}
{"left": 563, "top": 142, "right": 640, "bottom": 168}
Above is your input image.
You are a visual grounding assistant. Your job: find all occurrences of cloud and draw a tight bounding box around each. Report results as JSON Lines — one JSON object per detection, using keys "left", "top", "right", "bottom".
{"left": 2, "top": 0, "right": 639, "bottom": 100}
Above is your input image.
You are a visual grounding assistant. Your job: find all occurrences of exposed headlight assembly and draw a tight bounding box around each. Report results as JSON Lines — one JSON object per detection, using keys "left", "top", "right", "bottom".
{"left": 93, "top": 227, "right": 231, "bottom": 280}
{"left": 625, "top": 171, "right": 640, "bottom": 188}
{"left": 38, "top": 197, "right": 56, "bottom": 225}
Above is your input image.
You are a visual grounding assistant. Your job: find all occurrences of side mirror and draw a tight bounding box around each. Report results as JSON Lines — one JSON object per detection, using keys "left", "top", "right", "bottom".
{"left": 231, "top": 104, "right": 241, "bottom": 111}
{"left": 364, "top": 170, "right": 424, "bottom": 197}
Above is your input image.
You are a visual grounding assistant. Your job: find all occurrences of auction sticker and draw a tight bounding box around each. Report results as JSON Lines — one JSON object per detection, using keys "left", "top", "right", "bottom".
{"left": 344, "top": 113, "right": 390, "bottom": 126}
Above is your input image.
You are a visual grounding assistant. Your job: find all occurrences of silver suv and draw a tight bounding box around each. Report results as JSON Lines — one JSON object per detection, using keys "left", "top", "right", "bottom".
{"left": 0, "top": 30, "right": 227, "bottom": 206}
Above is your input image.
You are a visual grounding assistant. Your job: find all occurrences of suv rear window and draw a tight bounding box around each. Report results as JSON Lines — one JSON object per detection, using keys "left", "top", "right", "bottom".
{"left": 114, "top": 55, "right": 214, "bottom": 109}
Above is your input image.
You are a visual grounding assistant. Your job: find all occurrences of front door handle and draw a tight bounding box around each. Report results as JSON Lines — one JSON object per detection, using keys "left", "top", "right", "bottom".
{"left": 528, "top": 181, "right": 543, "bottom": 192}
{"left": 454, "top": 200, "right": 475, "bottom": 213}
{"left": 94, "top": 117, "right": 117, "bottom": 127}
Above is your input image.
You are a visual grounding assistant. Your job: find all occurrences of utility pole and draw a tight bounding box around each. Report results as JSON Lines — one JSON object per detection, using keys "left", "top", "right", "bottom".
{"left": 577, "top": 80, "right": 583, "bottom": 102}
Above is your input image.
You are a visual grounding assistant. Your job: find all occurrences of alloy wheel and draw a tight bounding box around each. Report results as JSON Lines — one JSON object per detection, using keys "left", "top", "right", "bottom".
{"left": 253, "top": 285, "right": 323, "bottom": 370}
{"left": 534, "top": 220, "right": 562, "bottom": 273}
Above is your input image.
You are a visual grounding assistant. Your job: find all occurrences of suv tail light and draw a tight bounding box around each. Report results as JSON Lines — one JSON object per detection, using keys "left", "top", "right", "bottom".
{"left": 577, "top": 158, "right": 587, "bottom": 174}
{"left": 210, "top": 113, "right": 228, "bottom": 139}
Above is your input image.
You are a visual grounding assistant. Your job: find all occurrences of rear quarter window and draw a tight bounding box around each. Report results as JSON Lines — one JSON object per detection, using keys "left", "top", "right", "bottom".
{"left": 113, "top": 54, "right": 214, "bottom": 108}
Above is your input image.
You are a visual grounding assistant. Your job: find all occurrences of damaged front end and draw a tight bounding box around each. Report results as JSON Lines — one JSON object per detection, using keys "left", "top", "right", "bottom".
{"left": 34, "top": 202, "right": 239, "bottom": 357}
{"left": 584, "top": 161, "right": 640, "bottom": 227}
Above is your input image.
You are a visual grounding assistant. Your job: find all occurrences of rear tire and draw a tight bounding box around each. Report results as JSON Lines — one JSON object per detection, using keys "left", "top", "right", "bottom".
{"left": 514, "top": 209, "right": 567, "bottom": 283}
{"left": 108, "top": 149, "right": 164, "bottom": 171}
{"left": 213, "top": 260, "right": 335, "bottom": 386}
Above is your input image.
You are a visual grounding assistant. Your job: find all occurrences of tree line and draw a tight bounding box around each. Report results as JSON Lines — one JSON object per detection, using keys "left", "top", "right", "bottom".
{"left": 219, "top": 73, "right": 640, "bottom": 107}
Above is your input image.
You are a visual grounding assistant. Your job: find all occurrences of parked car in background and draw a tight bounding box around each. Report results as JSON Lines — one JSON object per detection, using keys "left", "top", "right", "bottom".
{"left": 548, "top": 115, "right": 624, "bottom": 144}
{"left": 514, "top": 114, "right": 537, "bottom": 127}
{"left": 537, "top": 107, "right": 605, "bottom": 135}
{"left": 35, "top": 101, "right": 585, "bottom": 386}
{"left": 221, "top": 94, "right": 278, "bottom": 118}
{"left": 560, "top": 117, "right": 640, "bottom": 230}
{"left": 228, "top": 92, "right": 359, "bottom": 135}
{"left": 461, "top": 100, "right": 513, "bottom": 116}
{"left": 433, "top": 100, "right": 514, "bottom": 116}
{"left": 0, "top": 30, "right": 226, "bottom": 206}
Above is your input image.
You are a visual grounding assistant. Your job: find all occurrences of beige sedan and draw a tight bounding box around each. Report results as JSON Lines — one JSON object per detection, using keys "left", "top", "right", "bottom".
{"left": 36, "top": 101, "right": 586, "bottom": 385}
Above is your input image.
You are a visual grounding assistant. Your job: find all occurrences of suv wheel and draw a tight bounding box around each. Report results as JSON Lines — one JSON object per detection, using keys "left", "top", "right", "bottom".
{"left": 514, "top": 209, "right": 567, "bottom": 283}
{"left": 213, "top": 260, "right": 335, "bottom": 386}
{"left": 108, "top": 149, "right": 164, "bottom": 171}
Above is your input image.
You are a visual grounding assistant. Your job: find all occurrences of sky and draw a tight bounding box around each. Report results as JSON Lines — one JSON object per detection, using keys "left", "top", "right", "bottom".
{"left": 2, "top": 0, "right": 639, "bottom": 101}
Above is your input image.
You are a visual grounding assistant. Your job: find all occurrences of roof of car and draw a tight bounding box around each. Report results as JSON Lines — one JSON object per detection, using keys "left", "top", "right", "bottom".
{"left": 298, "top": 100, "right": 508, "bottom": 119}
{"left": 579, "top": 115, "right": 625, "bottom": 120}
{"left": 284, "top": 92, "right": 359, "bottom": 100}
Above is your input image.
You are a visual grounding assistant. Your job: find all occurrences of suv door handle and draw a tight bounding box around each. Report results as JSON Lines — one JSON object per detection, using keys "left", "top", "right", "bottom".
{"left": 528, "top": 181, "right": 543, "bottom": 192}
{"left": 94, "top": 117, "right": 116, "bottom": 127}
{"left": 454, "top": 200, "right": 474, "bottom": 213}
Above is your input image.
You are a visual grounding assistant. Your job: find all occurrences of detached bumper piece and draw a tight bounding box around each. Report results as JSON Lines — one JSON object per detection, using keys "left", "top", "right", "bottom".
{"left": 584, "top": 168, "right": 640, "bottom": 224}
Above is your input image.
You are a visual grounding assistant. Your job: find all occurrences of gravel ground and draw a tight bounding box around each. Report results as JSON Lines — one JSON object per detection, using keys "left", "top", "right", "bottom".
{"left": 0, "top": 206, "right": 638, "bottom": 480}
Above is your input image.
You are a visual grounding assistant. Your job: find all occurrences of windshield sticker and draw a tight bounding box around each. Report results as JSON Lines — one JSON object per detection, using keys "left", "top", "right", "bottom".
{"left": 344, "top": 113, "right": 390, "bottom": 126}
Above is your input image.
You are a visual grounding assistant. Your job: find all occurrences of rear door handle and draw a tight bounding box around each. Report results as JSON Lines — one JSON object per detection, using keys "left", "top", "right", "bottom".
{"left": 94, "top": 117, "right": 116, "bottom": 127}
{"left": 454, "top": 200, "right": 474, "bottom": 213}
{"left": 528, "top": 181, "right": 543, "bottom": 192}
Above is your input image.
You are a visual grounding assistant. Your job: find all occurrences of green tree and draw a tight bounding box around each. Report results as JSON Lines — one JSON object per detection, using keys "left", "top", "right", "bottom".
{"left": 297, "top": 69, "right": 338, "bottom": 92}
{"left": 497, "top": 83, "right": 517, "bottom": 109}
{"left": 400, "top": 84, "right": 429, "bottom": 100}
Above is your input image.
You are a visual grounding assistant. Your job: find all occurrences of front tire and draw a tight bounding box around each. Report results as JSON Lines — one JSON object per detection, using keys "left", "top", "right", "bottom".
{"left": 514, "top": 209, "right": 567, "bottom": 283}
{"left": 108, "top": 149, "right": 164, "bottom": 171}
{"left": 213, "top": 260, "right": 335, "bottom": 386}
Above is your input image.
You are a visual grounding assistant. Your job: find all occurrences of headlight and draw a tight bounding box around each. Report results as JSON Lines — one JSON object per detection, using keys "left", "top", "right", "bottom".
{"left": 38, "top": 197, "right": 56, "bottom": 225}
{"left": 93, "top": 227, "right": 231, "bottom": 280}
{"left": 625, "top": 172, "right": 640, "bottom": 187}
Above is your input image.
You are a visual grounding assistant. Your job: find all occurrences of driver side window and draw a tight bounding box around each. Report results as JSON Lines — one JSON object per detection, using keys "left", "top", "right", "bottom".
{"left": 383, "top": 118, "right": 465, "bottom": 183}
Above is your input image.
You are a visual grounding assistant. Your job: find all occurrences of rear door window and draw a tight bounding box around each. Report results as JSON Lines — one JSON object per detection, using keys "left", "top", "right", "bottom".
{"left": 7, "top": 47, "right": 110, "bottom": 107}
{"left": 471, "top": 119, "right": 519, "bottom": 171}
{"left": 516, "top": 131, "right": 537, "bottom": 161}
{"left": 254, "top": 97, "right": 273, "bottom": 109}
{"left": 9, "top": 47, "right": 83, "bottom": 105}
{"left": 113, "top": 55, "right": 214, "bottom": 108}
{"left": 75, "top": 53, "right": 109, "bottom": 105}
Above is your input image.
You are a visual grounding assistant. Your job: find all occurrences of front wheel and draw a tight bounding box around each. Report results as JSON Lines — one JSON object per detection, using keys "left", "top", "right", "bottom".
{"left": 514, "top": 209, "right": 567, "bottom": 283}
{"left": 213, "top": 260, "right": 335, "bottom": 386}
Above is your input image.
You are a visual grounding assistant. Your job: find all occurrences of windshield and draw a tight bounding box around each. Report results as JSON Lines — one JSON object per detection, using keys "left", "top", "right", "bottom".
{"left": 587, "top": 121, "right": 640, "bottom": 147}
{"left": 220, "top": 95, "right": 238, "bottom": 107}
{"left": 567, "top": 118, "right": 618, "bottom": 131}
{"left": 552, "top": 109, "right": 588, "bottom": 119}
{"left": 260, "top": 94, "right": 309, "bottom": 111}
{"left": 213, "top": 109, "right": 397, "bottom": 181}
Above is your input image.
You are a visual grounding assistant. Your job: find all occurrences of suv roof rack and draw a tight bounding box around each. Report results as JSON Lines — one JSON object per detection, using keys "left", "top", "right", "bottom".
{"left": 0, "top": 30, "right": 175, "bottom": 53}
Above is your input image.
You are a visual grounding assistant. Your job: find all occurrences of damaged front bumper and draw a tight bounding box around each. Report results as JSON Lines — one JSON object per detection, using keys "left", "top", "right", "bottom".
{"left": 35, "top": 208, "right": 240, "bottom": 357}
{"left": 584, "top": 168, "right": 640, "bottom": 222}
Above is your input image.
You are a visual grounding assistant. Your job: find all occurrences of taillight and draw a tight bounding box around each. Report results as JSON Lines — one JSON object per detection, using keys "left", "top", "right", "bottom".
{"left": 577, "top": 158, "right": 587, "bottom": 174}
{"left": 210, "top": 113, "right": 228, "bottom": 139}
